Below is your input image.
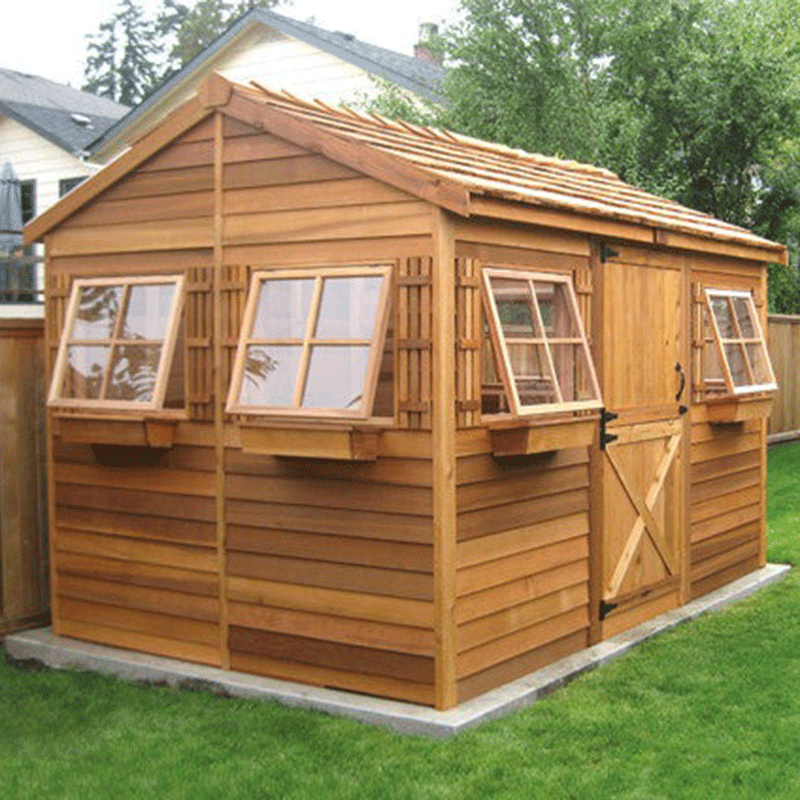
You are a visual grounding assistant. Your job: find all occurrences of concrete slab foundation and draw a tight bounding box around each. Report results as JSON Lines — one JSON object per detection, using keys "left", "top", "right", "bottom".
{"left": 4, "top": 563, "right": 790, "bottom": 738}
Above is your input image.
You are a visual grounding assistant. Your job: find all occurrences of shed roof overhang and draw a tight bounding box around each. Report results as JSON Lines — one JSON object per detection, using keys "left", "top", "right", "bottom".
{"left": 25, "top": 73, "right": 788, "bottom": 267}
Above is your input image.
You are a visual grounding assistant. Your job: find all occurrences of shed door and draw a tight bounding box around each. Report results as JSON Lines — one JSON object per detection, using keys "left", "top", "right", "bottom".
{"left": 599, "top": 255, "right": 685, "bottom": 635}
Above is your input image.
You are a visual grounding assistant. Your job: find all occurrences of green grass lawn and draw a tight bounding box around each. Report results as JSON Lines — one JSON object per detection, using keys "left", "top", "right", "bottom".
{"left": 3, "top": 442, "right": 800, "bottom": 799}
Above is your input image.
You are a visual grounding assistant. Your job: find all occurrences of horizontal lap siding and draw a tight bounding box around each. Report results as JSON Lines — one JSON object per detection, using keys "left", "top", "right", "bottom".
{"left": 452, "top": 225, "right": 593, "bottom": 703}
{"left": 52, "top": 441, "right": 222, "bottom": 666}
{"left": 217, "top": 119, "right": 437, "bottom": 703}
{"left": 454, "top": 441, "right": 591, "bottom": 703}
{"left": 690, "top": 260, "right": 767, "bottom": 599}
{"left": 689, "top": 419, "right": 763, "bottom": 599}
{"left": 224, "top": 449, "right": 435, "bottom": 705}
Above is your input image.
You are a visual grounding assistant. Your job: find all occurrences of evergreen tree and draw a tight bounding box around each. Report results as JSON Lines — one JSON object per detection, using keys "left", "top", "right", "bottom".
{"left": 157, "top": 0, "right": 283, "bottom": 75}
{"left": 83, "top": 0, "right": 160, "bottom": 106}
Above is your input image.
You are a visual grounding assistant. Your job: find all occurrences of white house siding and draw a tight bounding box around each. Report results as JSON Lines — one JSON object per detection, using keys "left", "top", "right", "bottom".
{"left": 97, "top": 27, "right": 387, "bottom": 164}
{"left": 0, "top": 115, "right": 97, "bottom": 318}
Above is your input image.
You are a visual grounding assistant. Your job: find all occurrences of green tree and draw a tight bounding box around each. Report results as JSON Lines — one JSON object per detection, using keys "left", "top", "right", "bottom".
{"left": 83, "top": 0, "right": 160, "bottom": 106}
{"left": 156, "top": 0, "right": 285, "bottom": 75}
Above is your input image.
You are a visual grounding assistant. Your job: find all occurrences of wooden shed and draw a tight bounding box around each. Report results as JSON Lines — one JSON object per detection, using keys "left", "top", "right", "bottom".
{"left": 25, "top": 74, "right": 785, "bottom": 710}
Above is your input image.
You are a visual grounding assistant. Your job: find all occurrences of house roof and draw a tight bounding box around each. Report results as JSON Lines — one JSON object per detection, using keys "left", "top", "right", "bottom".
{"left": 27, "top": 74, "right": 787, "bottom": 265}
{"left": 87, "top": 7, "right": 446, "bottom": 159}
{"left": 0, "top": 68, "right": 128, "bottom": 155}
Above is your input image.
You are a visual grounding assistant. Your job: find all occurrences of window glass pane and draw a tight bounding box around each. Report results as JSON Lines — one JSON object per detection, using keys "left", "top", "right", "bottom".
{"left": 106, "top": 344, "right": 161, "bottom": 402}
{"left": 252, "top": 279, "right": 315, "bottom": 340}
{"left": 732, "top": 296, "right": 756, "bottom": 338}
{"left": 490, "top": 278, "right": 539, "bottom": 338}
{"left": 507, "top": 342, "right": 558, "bottom": 405}
{"left": 63, "top": 345, "right": 109, "bottom": 399}
{"left": 302, "top": 345, "right": 370, "bottom": 409}
{"left": 550, "top": 343, "right": 597, "bottom": 402}
{"left": 723, "top": 343, "right": 750, "bottom": 387}
{"left": 315, "top": 276, "right": 383, "bottom": 339}
{"left": 746, "top": 342, "right": 773, "bottom": 385}
{"left": 72, "top": 285, "right": 123, "bottom": 339}
{"left": 546, "top": 283, "right": 580, "bottom": 338}
{"left": 122, "top": 283, "right": 175, "bottom": 340}
{"left": 710, "top": 296, "right": 736, "bottom": 338}
{"left": 239, "top": 345, "right": 302, "bottom": 406}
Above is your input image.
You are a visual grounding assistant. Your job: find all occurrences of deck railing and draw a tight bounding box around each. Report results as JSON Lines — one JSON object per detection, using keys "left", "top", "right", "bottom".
{"left": 0, "top": 250, "right": 45, "bottom": 304}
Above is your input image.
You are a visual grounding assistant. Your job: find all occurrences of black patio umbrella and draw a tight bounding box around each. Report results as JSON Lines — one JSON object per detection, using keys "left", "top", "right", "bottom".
{"left": 0, "top": 161, "right": 23, "bottom": 255}
{"left": 0, "top": 162, "right": 27, "bottom": 300}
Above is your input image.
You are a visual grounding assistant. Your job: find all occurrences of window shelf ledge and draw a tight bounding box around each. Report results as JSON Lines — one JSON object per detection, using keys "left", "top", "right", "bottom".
{"left": 236, "top": 421, "right": 382, "bottom": 461}
{"left": 705, "top": 395, "right": 774, "bottom": 424}
{"left": 53, "top": 414, "right": 181, "bottom": 448}
{"left": 487, "top": 414, "right": 599, "bottom": 456}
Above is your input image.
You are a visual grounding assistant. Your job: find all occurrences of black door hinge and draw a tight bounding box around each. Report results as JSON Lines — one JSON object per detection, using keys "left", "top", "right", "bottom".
{"left": 600, "top": 408, "right": 619, "bottom": 450}
{"left": 599, "top": 599, "right": 619, "bottom": 621}
{"left": 600, "top": 243, "right": 620, "bottom": 263}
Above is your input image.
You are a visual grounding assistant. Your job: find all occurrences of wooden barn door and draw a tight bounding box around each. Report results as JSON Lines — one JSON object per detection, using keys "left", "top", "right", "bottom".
{"left": 595, "top": 248, "right": 688, "bottom": 639}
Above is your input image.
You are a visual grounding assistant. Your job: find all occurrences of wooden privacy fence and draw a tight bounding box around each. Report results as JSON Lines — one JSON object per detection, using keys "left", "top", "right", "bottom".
{"left": 768, "top": 314, "right": 800, "bottom": 441}
{"left": 0, "top": 317, "right": 49, "bottom": 634}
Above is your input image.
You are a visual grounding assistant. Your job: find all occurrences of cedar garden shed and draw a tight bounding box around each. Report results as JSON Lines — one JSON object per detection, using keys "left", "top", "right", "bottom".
{"left": 25, "top": 74, "right": 784, "bottom": 710}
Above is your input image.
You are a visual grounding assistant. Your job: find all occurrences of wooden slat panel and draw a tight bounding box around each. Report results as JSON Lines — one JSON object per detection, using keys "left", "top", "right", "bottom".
{"left": 227, "top": 575, "right": 432, "bottom": 628}
{"left": 227, "top": 526, "right": 432, "bottom": 572}
{"left": 457, "top": 536, "right": 589, "bottom": 597}
{"left": 457, "top": 487, "right": 590, "bottom": 541}
{"left": 67, "top": 192, "right": 214, "bottom": 228}
{"left": 690, "top": 484, "right": 762, "bottom": 524}
{"left": 227, "top": 602, "right": 434, "bottom": 656}
{"left": 229, "top": 626, "right": 434, "bottom": 684}
{"left": 458, "top": 582, "right": 588, "bottom": 653}
{"left": 457, "top": 463, "right": 589, "bottom": 513}
{"left": 58, "top": 617, "right": 220, "bottom": 666}
{"left": 455, "top": 559, "right": 588, "bottom": 624}
{"left": 456, "top": 447, "right": 588, "bottom": 484}
{"left": 691, "top": 431, "right": 761, "bottom": 464}
{"left": 55, "top": 484, "right": 215, "bottom": 523}
{"left": 231, "top": 650, "right": 433, "bottom": 705}
{"left": 54, "top": 462, "right": 215, "bottom": 497}
{"left": 59, "top": 596, "right": 219, "bottom": 646}
{"left": 55, "top": 530, "right": 218, "bottom": 572}
{"left": 56, "top": 506, "right": 216, "bottom": 546}
{"left": 226, "top": 551, "right": 433, "bottom": 601}
{"left": 457, "top": 629, "right": 586, "bottom": 704}
{"left": 692, "top": 466, "right": 760, "bottom": 504}
{"left": 222, "top": 155, "right": 359, "bottom": 189}
{"left": 691, "top": 448, "right": 761, "bottom": 483}
{"left": 601, "top": 588, "right": 680, "bottom": 639}
{"left": 226, "top": 473, "right": 432, "bottom": 515}
{"left": 226, "top": 498, "right": 431, "bottom": 543}
{"left": 57, "top": 552, "right": 219, "bottom": 596}
{"left": 224, "top": 177, "right": 412, "bottom": 215}
{"left": 456, "top": 606, "right": 588, "bottom": 679}
{"left": 59, "top": 574, "right": 220, "bottom": 622}
{"left": 691, "top": 555, "right": 760, "bottom": 600}
{"left": 225, "top": 450, "right": 433, "bottom": 487}
{"left": 691, "top": 503, "right": 761, "bottom": 543}
{"left": 691, "top": 521, "right": 760, "bottom": 565}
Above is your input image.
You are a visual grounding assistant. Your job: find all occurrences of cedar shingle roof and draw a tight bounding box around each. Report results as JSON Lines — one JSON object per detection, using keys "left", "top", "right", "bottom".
{"left": 240, "top": 81, "right": 782, "bottom": 255}
{"left": 26, "top": 75, "right": 787, "bottom": 263}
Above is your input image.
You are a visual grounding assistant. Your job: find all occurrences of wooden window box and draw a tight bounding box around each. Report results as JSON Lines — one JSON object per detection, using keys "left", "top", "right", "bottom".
{"left": 54, "top": 414, "right": 179, "bottom": 448}
{"left": 488, "top": 414, "right": 598, "bottom": 456}
{"left": 237, "top": 422, "right": 380, "bottom": 461}
{"left": 705, "top": 395, "right": 774, "bottom": 424}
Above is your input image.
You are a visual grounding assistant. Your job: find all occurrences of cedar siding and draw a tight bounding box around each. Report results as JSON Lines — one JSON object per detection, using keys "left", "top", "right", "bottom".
{"left": 29, "top": 76, "right": 782, "bottom": 709}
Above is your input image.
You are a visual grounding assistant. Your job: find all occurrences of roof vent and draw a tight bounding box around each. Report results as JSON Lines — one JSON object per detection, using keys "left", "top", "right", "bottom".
{"left": 70, "top": 113, "right": 93, "bottom": 128}
{"left": 335, "top": 30, "right": 355, "bottom": 41}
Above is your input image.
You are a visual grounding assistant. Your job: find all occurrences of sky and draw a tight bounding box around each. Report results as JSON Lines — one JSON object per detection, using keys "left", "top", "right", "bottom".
{"left": 4, "top": 0, "right": 463, "bottom": 89}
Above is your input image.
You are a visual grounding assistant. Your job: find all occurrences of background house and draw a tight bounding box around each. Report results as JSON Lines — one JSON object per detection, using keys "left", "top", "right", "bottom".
{"left": 88, "top": 7, "right": 446, "bottom": 165}
{"left": 0, "top": 68, "right": 128, "bottom": 316}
